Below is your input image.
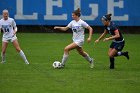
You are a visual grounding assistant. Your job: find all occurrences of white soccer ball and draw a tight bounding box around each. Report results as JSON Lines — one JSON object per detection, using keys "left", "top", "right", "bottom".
{"left": 52, "top": 61, "right": 61, "bottom": 68}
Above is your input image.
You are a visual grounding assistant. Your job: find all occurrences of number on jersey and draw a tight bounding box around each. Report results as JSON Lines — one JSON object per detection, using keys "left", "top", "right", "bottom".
{"left": 2, "top": 25, "right": 10, "bottom": 33}
{"left": 4, "top": 28, "right": 10, "bottom": 32}
{"left": 73, "top": 29, "right": 77, "bottom": 33}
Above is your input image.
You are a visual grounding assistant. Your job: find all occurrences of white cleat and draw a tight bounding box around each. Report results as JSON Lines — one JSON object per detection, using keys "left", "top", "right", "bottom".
{"left": 59, "top": 63, "right": 65, "bottom": 68}
{"left": 1, "top": 61, "right": 6, "bottom": 64}
{"left": 90, "top": 58, "right": 94, "bottom": 69}
{"left": 25, "top": 60, "right": 29, "bottom": 64}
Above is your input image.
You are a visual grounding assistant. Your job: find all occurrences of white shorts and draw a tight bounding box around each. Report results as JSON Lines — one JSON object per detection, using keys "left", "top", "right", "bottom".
{"left": 74, "top": 41, "right": 84, "bottom": 47}
{"left": 2, "top": 35, "right": 17, "bottom": 43}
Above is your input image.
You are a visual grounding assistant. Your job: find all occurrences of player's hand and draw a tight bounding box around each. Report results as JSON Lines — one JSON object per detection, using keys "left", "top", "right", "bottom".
{"left": 103, "top": 38, "right": 109, "bottom": 42}
{"left": 95, "top": 39, "right": 99, "bottom": 43}
{"left": 87, "top": 37, "right": 91, "bottom": 43}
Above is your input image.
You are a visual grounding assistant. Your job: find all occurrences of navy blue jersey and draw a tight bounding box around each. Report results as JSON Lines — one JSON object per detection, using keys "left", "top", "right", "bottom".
{"left": 104, "top": 22, "right": 123, "bottom": 41}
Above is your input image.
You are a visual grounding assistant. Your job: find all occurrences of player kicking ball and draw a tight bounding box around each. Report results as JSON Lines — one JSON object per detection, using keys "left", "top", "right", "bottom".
{"left": 54, "top": 8, "right": 94, "bottom": 68}
{"left": 0, "top": 9, "right": 29, "bottom": 64}
{"left": 95, "top": 14, "right": 129, "bottom": 69}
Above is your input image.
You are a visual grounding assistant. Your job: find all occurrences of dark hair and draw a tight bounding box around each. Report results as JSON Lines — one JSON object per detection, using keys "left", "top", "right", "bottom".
{"left": 73, "top": 8, "right": 81, "bottom": 17}
{"left": 104, "top": 14, "right": 112, "bottom": 21}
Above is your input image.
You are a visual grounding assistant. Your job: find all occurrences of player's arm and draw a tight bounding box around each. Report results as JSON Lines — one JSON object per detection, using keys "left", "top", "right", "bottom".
{"left": 54, "top": 21, "right": 72, "bottom": 31}
{"left": 103, "top": 29, "right": 120, "bottom": 41}
{"left": 12, "top": 19, "right": 18, "bottom": 35}
{"left": 0, "top": 28, "right": 1, "bottom": 35}
{"left": 0, "top": 24, "right": 2, "bottom": 35}
{"left": 13, "top": 27, "right": 17, "bottom": 36}
{"left": 54, "top": 26, "right": 69, "bottom": 31}
{"left": 95, "top": 29, "right": 107, "bottom": 43}
{"left": 14, "top": 26, "right": 17, "bottom": 32}
{"left": 86, "top": 26, "right": 93, "bottom": 43}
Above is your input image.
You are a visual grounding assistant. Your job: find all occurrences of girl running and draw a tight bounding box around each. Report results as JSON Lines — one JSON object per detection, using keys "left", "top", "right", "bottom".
{"left": 0, "top": 9, "right": 29, "bottom": 64}
{"left": 54, "top": 8, "right": 94, "bottom": 68}
{"left": 95, "top": 14, "right": 129, "bottom": 69}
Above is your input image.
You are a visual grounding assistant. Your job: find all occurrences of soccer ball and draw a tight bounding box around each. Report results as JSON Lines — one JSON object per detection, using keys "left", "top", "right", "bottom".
{"left": 52, "top": 61, "right": 61, "bottom": 68}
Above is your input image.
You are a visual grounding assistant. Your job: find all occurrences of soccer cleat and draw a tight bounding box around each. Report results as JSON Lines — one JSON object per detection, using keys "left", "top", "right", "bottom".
{"left": 25, "top": 60, "right": 29, "bottom": 64}
{"left": 110, "top": 66, "right": 114, "bottom": 69}
{"left": 60, "top": 63, "right": 65, "bottom": 68}
{"left": 90, "top": 58, "right": 94, "bottom": 68}
{"left": 124, "top": 52, "right": 129, "bottom": 60}
{"left": 1, "top": 61, "right": 6, "bottom": 64}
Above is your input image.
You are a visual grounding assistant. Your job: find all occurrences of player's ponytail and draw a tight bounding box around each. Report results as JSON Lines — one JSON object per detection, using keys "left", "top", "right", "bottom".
{"left": 105, "top": 13, "right": 112, "bottom": 21}
{"left": 102, "top": 13, "right": 112, "bottom": 21}
{"left": 73, "top": 8, "right": 81, "bottom": 17}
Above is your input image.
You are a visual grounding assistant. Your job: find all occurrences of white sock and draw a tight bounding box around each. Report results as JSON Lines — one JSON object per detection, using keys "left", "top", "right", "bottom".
{"left": 84, "top": 54, "right": 92, "bottom": 63}
{"left": 1, "top": 53, "right": 6, "bottom": 62}
{"left": 19, "top": 50, "right": 29, "bottom": 64}
{"left": 61, "top": 54, "right": 69, "bottom": 66}
{"left": 117, "top": 52, "right": 122, "bottom": 56}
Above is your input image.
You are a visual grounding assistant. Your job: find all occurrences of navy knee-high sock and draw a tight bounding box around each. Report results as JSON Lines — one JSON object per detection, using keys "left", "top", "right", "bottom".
{"left": 110, "top": 57, "right": 115, "bottom": 69}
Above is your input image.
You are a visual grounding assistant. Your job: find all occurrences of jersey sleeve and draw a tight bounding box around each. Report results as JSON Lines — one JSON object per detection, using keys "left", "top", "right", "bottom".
{"left": 12, "top": 19, "right": 18, "bottom": 31}
{"left": 81, "top": 21, "right": 89, "bottom": 28}
{"left": 111, "top": 27, "right": 118, "bottom": 35}
{"left": 67, "top": 21, "right": 73, "bottom": 28}
{"left": 12, "top": 19, "right": 17, "bottom": 28}
{"left": 112, "top": 22, "right": 118, "bottom": 31}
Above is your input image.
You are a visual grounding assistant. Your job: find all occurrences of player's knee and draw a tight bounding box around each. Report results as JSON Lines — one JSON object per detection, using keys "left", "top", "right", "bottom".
{"left": 16, "top": 47, "right": 21, "bottom": 52}
{"left": 2, "top": 51, "right": 6, "bottom": 54}
{"left": 108, "top": 53, "right": 114, "bottom": 57}
{"left": 64, "top": 47, "right": 69, "bottom": 52}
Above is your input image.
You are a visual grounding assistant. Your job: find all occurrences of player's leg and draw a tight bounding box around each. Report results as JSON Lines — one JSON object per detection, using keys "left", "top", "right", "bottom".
{"left": 114, "top": 42, "right": 129, "bottom": 60}
{"left": 108, "top": 42, "right": 116, "bottom": 69}
{"left": 12, "top": 39, "right": 29, "bottom": 64}
{"left": 1, "top": 42, "right": 8, "bottom": 63}
{"left": 61, "top": 42, "right": 78, "bottom": 67}
{"left": 108, "top": 48, "right": 118, "bottom": 69}
{"left": 117, "top": 51, "right": 129, "bottom": 59}
{"left": 76, "top": 47, "right": 94, "bottom": 68}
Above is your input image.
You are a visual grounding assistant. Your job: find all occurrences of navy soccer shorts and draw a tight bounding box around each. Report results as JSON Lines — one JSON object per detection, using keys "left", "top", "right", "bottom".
{"left": 110, "top": 41, "right": 125, "bottom": 51}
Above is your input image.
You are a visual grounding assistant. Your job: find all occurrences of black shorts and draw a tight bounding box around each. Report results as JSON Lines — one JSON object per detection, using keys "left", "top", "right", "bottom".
{"left": 110, "top": 41, "right": 125, "bottom": 51}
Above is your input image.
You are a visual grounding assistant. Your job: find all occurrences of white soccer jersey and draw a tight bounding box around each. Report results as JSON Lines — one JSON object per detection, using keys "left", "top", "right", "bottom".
{"left": 0, "top": 17, "right": 16, "bottom": 39}
{"left": 67, "top": 19, "right": 89, "bottom": 42}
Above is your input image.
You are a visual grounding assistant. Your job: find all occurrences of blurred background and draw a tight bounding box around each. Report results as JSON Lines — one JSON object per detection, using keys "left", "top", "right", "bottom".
{"left": 0, "top": 0, "right": 140, "bottom": 33}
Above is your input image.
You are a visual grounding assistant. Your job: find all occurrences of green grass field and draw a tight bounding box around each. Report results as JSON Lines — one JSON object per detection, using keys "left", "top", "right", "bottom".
{"left": 0, "top": 33, "right": 140, "bottom": 93}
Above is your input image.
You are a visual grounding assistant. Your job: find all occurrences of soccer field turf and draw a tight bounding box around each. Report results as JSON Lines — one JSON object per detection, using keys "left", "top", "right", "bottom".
{"left": 0, "top": 33, "right": 140, "bottom": 93}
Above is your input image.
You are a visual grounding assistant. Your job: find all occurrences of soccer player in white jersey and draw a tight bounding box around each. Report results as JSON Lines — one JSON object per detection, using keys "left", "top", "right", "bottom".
{"left": 0, "top": 9, "right": 29, "bottom": 64}
{"left": 54, "top": 8, "right": 94, "bottom": 68}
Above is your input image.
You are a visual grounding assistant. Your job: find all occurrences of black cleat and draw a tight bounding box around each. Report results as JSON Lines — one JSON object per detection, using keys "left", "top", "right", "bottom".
{"left": 110, "top": 67, "right": 114, "bottom": 69}
{"left": 110, "top": 65, "right": 114, "bottom": 69}
{"left": 124, "top": 52, "right": 129, "bottom": 60}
